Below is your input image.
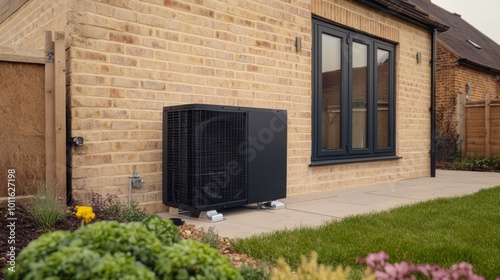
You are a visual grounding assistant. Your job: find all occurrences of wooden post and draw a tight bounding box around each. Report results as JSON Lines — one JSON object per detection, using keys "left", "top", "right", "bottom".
{"left": 45, "top": 31, "right": 56, "bottom": 183}
{"left": 485, "top": 93, "right": 491, "bottom": 157}
{"left": 456, "top": 92, "right": 466, "bottom": 156}
{"left": 54, "top": 31, "right": 66, "bottom": 200}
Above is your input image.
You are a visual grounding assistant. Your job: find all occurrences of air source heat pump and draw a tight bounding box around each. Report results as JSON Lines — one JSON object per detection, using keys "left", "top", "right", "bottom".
{"left": 162, "top": 104, "right": 287, "bottom": 214}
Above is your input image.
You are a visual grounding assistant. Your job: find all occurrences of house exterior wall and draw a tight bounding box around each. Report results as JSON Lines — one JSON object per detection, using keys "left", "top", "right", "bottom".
{"left": 0, "top": 0, "right": 433, "bottom": 213}
{"left": 0, "top": 0, "right": 69, "bottom": 48}
{"left": 435, "top": 42, "right": 460, "bottom": 154}
{"left": 454, "top": 68, "right": 499, "bottom": 102}
{"left": 436, "top": 43, "right": 500, "bottom": 156}
{"left": 436, "top": 43, "right": 458, "bottom": 110}
{"left": 437, "top": 41, "right": 500, "bottom": 111}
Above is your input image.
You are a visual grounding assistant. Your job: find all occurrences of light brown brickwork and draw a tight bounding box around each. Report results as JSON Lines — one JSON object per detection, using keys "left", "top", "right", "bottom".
{"left": 1, "top": 0, "right": 435, "bottom": 213}
{"left": 0, "top": 0, "right": 69, "bottom": 48}
{"left": 436, "top": 42, "right": 500, "bottom": 158}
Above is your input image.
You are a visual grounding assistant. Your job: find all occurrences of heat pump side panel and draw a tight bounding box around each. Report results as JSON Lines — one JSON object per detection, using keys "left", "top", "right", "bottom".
{"left": 247, "top": 110, "right": 287, "bottom": 204}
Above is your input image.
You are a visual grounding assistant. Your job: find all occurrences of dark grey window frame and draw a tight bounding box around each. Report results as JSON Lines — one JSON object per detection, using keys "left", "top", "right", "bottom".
{"left": 311, "top": 18, "right": 398, "bottom": 166}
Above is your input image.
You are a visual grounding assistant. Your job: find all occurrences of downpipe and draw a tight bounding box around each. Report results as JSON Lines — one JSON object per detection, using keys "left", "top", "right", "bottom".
{"left": 430, "top": 28, "right": 437, "bottom": 177}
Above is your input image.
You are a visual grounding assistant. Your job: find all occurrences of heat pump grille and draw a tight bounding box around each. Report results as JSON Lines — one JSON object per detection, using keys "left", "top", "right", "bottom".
{"left": 165, "top": 109, "right": 247, "bottom": 210}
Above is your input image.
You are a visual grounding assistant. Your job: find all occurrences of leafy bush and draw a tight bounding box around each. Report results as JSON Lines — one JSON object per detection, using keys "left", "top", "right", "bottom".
{"left": 73, "top": 221, "right": 164, "bottom": 268}
{"left": 142, "top": 215, "right": 180, "bottom": 246}
{"left": 239, "top": 265, "right": 270, "bottom": 280}
{"left": 5, "top": 217, "right": 242, "bottom": 280}
{"left": 12, "top": 231, "right": 73, "bottom": 269}
{"left": 26, "top": 181, "right": 66, "bottom": 229}
{"left": 161, "top": 239, "right": 242, "bottom": 280}
{"left": 451, "top": 155, "right": 500, "bottom": 171}
{"left": 32, "top": 247, "right": 156, "bottom": 280}
{"left": 116, "top": 200, "right": 148, "bottom": 222}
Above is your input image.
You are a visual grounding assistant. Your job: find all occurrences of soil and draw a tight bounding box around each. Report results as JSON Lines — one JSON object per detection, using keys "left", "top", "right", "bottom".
{"left": 0, "top": 205, "right": 264, "bottom": 280}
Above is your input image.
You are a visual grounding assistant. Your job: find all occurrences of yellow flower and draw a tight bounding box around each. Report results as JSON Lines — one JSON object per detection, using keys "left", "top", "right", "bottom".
{"left": 75, "top": 206, "right": 95, "bottom": 224}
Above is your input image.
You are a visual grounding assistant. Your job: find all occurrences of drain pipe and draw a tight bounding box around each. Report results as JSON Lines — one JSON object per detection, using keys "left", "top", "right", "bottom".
{"left": 128, "top": 171, "right": 143, "bottom": 207}
{"left": 430, "top": 28, "right": 437, "bottom": 177}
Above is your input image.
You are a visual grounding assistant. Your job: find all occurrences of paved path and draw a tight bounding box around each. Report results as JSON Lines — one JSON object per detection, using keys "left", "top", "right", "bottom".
{"left": 157, "top": 170, "right": 500, "bottom": 239}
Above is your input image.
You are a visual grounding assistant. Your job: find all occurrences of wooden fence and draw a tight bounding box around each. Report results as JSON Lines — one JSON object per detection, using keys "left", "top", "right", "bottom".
{"left": 0, "top": 31, "right": 66, "bottom": 201}
{"left": 461, "top": 93, "right": 500, "bottom": 157}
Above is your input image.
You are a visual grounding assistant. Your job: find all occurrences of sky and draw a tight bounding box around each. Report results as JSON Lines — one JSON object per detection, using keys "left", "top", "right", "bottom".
{"left": 431, "top": 0, "right": 500, "bottom": 45}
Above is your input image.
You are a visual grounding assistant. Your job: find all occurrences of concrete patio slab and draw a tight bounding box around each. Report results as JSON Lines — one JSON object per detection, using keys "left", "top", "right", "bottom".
{"left": 157, "top": 170, "right": 500, "bottom": 239}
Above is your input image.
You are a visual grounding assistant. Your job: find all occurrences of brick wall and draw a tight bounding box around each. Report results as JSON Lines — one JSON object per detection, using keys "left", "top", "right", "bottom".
{"left": 0, "top": 0, "right": 69, "bottom": 48}
{"left": 436, "top": 42, "right": 500, "bottom": 114}
{"left": 455, "top": 68, "right": 499, "bottom": 102}
{"left": 435, "top": 42, "right": 500, "bottom": 157}
{"left": 0, "top": 0, "right": 434, "bottom": 213}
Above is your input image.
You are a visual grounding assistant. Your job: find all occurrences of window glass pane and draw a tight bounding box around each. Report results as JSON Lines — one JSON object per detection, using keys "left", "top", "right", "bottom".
{"left": 321, "top": 34, "right": 341, "bottom": 150}
{"left": 352, "top": 42, "right": 367, "bottom": 149}
{"left": 376, "top": 49, "right": 390, "bottom": 148}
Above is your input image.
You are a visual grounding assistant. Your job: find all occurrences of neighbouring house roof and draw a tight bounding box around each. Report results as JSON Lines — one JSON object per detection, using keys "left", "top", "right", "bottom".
{"left": 409, "top": 0, "right": 500, "bottom": 73}
{"left": 354, "top": 0, "right": 449, "bottom": 32}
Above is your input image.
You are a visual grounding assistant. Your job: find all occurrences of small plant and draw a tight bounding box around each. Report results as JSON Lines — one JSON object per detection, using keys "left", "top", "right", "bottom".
{"left": 271, "top": 252, "right": 375, "bottom": 280}
{"left": 200, "top": 226, "right": 220, "bottom": 249}
{"left": 142, "top": 215, "right": 180, "bottom": 246}
{"left": 239, "top": 265, "right": 271, "bottom": 280}
{"left": 87, "top": 192, "right": 118, "bottom": 220}
{"left": 116, "top": 201, "right": 148, "bottom": 223}
{"left": 75, "top": 206, "right": 95, "bottom": 226}
{"left": 451, "top": 155, "right": 500, "bottom": 171}
{"left": 86, "top": 192, "right": 147, "bottom": 222}
{"left": 26, "top": 180, "right": 66, "bottom": 229}
{"left": 358, "top": 251, "right": 487, "bottom": 280}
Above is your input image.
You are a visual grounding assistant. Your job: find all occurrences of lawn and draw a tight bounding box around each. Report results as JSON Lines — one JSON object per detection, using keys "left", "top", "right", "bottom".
{"left": 232, "top": 186, "right": 500, "bottom": 279}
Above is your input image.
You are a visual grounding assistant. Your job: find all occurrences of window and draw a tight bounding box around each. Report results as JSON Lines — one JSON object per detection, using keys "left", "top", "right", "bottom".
{"left": 311, "top": 18, "right": 397, "bottom": 165}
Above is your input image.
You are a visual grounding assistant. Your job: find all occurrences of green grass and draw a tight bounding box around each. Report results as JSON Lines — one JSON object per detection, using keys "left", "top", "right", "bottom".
{"left": 27, "top": 180, "right": 66, "bottom": 229}
{"left": 232, "top": 186, "right": 500, "bottom": 279}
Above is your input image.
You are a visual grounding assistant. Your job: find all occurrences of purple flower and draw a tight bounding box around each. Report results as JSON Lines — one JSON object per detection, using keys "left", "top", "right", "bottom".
{"left": 358, "top": 252, "right": 487, "bottom": 280}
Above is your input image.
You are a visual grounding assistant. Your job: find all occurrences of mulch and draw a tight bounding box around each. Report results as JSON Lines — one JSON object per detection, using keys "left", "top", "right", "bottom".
{"left": 0, "top": 205, "right": 263, "bottom": 280}
{"left": 0, "top": 205, "right": 81, "bottom": 279}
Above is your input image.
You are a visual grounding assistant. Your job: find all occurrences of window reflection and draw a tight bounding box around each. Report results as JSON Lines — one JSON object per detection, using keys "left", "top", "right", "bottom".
{"left": 377, "top": 49, "right": 390, "bottom": 148}
{"left": 321, "top": 34, "right": 341, "bottom": 150}
{"left": 352, "top": 42, "right": 368, "bottom": 149}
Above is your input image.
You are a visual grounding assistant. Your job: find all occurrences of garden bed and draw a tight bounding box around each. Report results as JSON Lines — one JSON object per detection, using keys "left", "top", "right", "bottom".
{"left": 0, "top": 205, "right": 262, "bottom": 280}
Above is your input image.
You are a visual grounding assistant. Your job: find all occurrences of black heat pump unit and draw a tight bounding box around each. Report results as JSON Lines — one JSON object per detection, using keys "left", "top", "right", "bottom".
{"left": 162, "top": 104, "right": 287, "bottom": 213}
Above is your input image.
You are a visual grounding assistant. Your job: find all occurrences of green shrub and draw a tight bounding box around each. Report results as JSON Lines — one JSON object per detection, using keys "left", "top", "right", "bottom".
{"left": 26, "top": 181, "right": 66, "bottom": 229}
{"left": 142, "top": 215, "right": 180, "bottom": 246}
{"left": 28, "top": 247, "right": 156, "bottom": 280}
{"left": 451, "top": 155, "right": 500, "bottom": 171}
{"left": 5, "top": 218, "right": 242, "bottom": 280}
{"left": 116, "top": 201, "right": 148, "bottom": 222}
{"left": 200, "top": 226, "right": 220, "bottom": 249}
{"left": 239, "top": 265, "right": 270, "bottom": 280}
{"left": 161, "top": 239, "right": 242, "bottom": 280}
{"left": 73, "top": 221, "right": 164, "bottom": 268}
{"left": 13, "top": 231, "right": 73, "bottom": 270}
